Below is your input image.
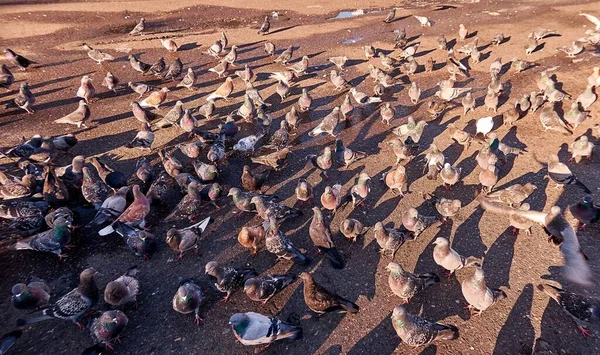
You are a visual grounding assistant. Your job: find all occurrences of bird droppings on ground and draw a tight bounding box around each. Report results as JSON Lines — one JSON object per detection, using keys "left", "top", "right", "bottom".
{"left": 1, "top": 0, "right": 600, "bottom": 354}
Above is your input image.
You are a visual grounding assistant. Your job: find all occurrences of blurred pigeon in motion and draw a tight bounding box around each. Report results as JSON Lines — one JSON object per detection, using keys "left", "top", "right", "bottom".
{"left": 477, "top": 197, "right": 592, "bottom": 287}
{"left": 4, "top": 48, "right": 37, "bottom": 70}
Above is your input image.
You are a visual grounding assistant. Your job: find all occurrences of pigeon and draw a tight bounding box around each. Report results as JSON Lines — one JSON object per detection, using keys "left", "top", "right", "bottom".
{"left": 309, "top": 207, "right": 344, "bottom": 269}
{"left": 437, "top": 35, "right": 448, "bottom": 50}
{"left": 206, "top": 77, "right": 233, "bottom": 101}
{"left": 12, "top": 82, "right": 35, "bottom": 114}
{"left": 321, "top": 184, "right": 344, "bottom": 215}
{"left": 207, "top": 133, "right": 226, "bottom": 164}
{"left": 383, "top": 165, "right": 408, "bottom": 195}
{"left": 570, "top": 136, "right": 595, "bottom": 163}
{"left": 300, "top": 272, "right": 359, "bottom": 314}
{"left": 457, "top": 37, "right": 479, "bottom": 55}
{"left": 237, "top": 224, "right": 265, "bottom": 256}
{"left": 373, "top": 222, "right": 414, "bottom": 259}
{"left": 556, "top": 41, "right": 584, "bottom": 57}
{"left": 408, "top": 82, "right": 421, "bottom": 105}
{"left": 435, "top": 87, "right": 471, "bottom": 101}
{"left": 274, "top": 46, "right": 293, "bottom": 64}
{"left": 208, "top": 59, "right": 229, "bottom": 78}
{"left": 306, "top": 147, "right": 333, "bottom": 178}
{"left": 330, "top": 70, "right": 350, "bottom": 91}
{"left": 89, "top": 310, "right": 128, "bottom": 350}
{"left": 328, "top": 56, "right": 348, "bottom": 70}
{"left": 104, "top": 267, "right": 139, "bottom": 307}
{"left": 159, "top": 149, "right": 183, "bottom": 177}
{"left": 265, "top": 216, "right": 309, "bottom": 264}
{"left": 402, "top": 208, "right": 439, "bottom": 237}
{"left": 80, "top": 167, "right": 111, "bottom": 209}
{"left": 477, "top": 197, "right": 592, "bottom": 286}
{"left": 537, "top": 284, "right": 600, "bottom": 337}
{"left": 147, "top": 57, "right": 165, "bottom": 76}
{"left": 393, "top": 116, "right": 428, "bottom": 144}
{"left": 244, "top": 274, "right": 295, "bottom": 305}
{"left": 82, "top": 44, "right": 114, "bottom": 64}
{"left": 11, "top": 216, "right": 71, "bottom": 257}
{"left": 264, "top": 41, "right": 275, "bottom": 56}
{"left": 424, "top": 57, "right": 435, "bottom": 73}
{"left": 576, "top": 85, "right": 597, "bottom": 110}
{"left": 539, "top": 106, "right": 572, "bottom": 135}
{"left": 525, "top": 37, "right": 539, "bottom": 55}
{"left": 162, "top": 182, "right": 204, "bottom": 222}
{"left": 11, "top": 278, "right": 51, "bottom": 310}
{"left": 207, "top": 40, "right": 223, "bottom": 58}
{"left": 128, "top": 54, "right": 151, "bottom": 74}
{"left": 433, "top": 237, "right": 478, "bottom": 278}
{"left": 424, "top": 143, "right": 445, "bottom": 181}
{"left": 98, "top": 185, "right": 150, "bottom": 235}
{"left": 386, "top": 262, "right": 440, "bottom": 304}
{"left": 228, "top": 188, "right": 272, "bottom": 213}
{"left": 205, "top": 261, "right": 257, "bottom": 302}
{"left": 511, "top": 58, "right": 536, "bottom": 73}
{"left": 384, "top": 8, "right": 396, "bottom": 23}
{"left": 241, "top": 165, "right": 270, "bottom": 193}
{"left": 177, "top": 68, "right": 197, "bottom": 90}
{"left": 129, "top": 18, "right": 145, "bottom": 35}
{"left": 101, "top": 71, "right": 119, "bottom": 94}
{"left": 139, "top": 87, "right": 169, "bottom": 109}
{"left": 126, "top": 122, "right": 154, "bottom": 150}
{"left": 569, "top": 195, "right": 600, "bottom": 230}
{"left": 431, "top": 197, "right": 462, "bottom": 222}
{"left": 0, "top": 64, "right": 14, "bottom": 90}
{"left": 166, "top": 217, "right": 210, "bottom": 259}
{"left": 414, "top": 15, "right": 432, "bottom": 27}
{"left": 564, "top": 102, "right": 591, "bottom": 129}
{"left": 90, "top": 157, "right": 127, "bottom": 189}
{"left": 391, "top": 306, "right": 458, "bottom": 347}
{"left": 113, "top": 222, "right": 157, "bottom": 259}
{"left": 364, "top": 44, "right": 376, "bottom": 59}
{"left": 161, "top": 38, "right": 178, "bottom": 52}
{"left": 485, "top": 183, "right": 536, "bottom": 207}
{"left": 547, "top": 154, "right": 590, "bottom": 192}
{"left": 508, "top": 203, "right": 535, "bottom": 235}
{"left": 88, "top": 186, "right": 128, "bottom": 227}
{"left": 385, "top": 138, "right": 413, "bottom": 166}
{"left": 484, "top": 89, "right": 499, "bottom": 112}
{"left": 426, "top": 99, "right": 448, "bottom": 119}
{"left": 258, "top": 16, "right": 270, "bottom": 35}
{"left": 287, "top": 55, "right": 309, "bottom": 76}
{"left": 352, "top": 88, "right": 381, "bottom": 105}
{"left": 172, "top": 279, "right": 203, "bottom": 325}
{"left": 229, "top": 312, "right": 302, "bottom": 346}
{"left": 379, "top": 52, "right": 396, "bottom": 71}
{"left": 0, "top": 200, "right": 48, "bottom": 219}
{"left": 251, "top": 196, "right": 302, "bottom": 222}
{"left": 128, "top": 82, "right": 155, "bottom": 98}
{"left": 335, "top": 139, "right": 366, "bottom": 168}
{"left": 340, "top": 218, "right": 365, "bottom": 243}
{"left": 196, "top": 100, "right": 215, "bottom": 120}
{"left": 308, "top": 107, "right": 339, "bottom": 137}
{"left": 447, "top": 123, "right": 472, "bottom": 148}
{"left": 350, "top": 173, "right": 371, "bottom": 208}
{"left": 233, "top": 134, "right": 263, "bottom": 154}
{"left": 4, "top": 48, "right": 37, "bottom": 70}
{"left": 16, "top": 268, "right": 98, "bottom": 326}
{"left": 289, "top": 179, "right": 313, "bottom": 209}
{"left": 235, "top": 64, "right": 255, "bottom": 83}
{"left": 461, "top": 267, "right": 506, "bottom": 315}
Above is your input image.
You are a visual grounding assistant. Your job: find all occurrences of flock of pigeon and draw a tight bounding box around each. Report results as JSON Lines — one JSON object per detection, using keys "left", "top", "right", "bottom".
{"left": 1, "top": 6, "right": 600, "bottom": 355}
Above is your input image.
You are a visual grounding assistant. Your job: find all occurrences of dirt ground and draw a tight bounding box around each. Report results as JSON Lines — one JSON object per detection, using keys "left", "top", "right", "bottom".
{"left": 1, "top": 0, "right": 600, "bottom": 354}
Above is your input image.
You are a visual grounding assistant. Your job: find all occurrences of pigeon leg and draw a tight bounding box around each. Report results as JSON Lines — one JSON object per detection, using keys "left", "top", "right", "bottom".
{"left": 194, "top": 246, "right": 199, "bottom": 255}
{"left": 105, "top": 342, "right": 114, "bottom": 350}
{"left": 194, "top": 314, "right": 203, "bottom": 325}
{"left": 577, "top": 326, "right": 592, "bottom": 337}
{"left": 178, "top": 251, "right": 184, "bottom": 260}
{"left": 577, "top": 222, "right": 585, "bottom": 231}
{"left": 221, "top": 295, "right": 230, "bottom": 303}
{"left": 58, "top": 253, "right": 69, "bottom": 260}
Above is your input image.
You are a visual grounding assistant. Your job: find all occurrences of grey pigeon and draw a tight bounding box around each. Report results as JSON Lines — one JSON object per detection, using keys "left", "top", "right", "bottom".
{"left": 386, "top": 262, "right": 440, "bottom": 304}
{"left": 433, "top": 237, "right": 478, "bottom": 278}
{"left": 309, "top": 207, "right": 344, "bottom": 269}
{"left": 104, "top": 266, "right": 139, "bottom": 307}
{"left": 265, "top": 216, "right": 309, "bottom": 265}
{"left": 537, "top": 284, "right": 600, "bottom": 336}
{"left": 373, "top": 222, "right": 414, "bottom": 259}
{"left": 244, "top": 274, "right": 295, "bottom": 305}
{"left": 205, "top": 261, "right": 258, "bottom": 302}
{"left": 11, "top": 278, "right": 51, "bottom": 310}
{"left": 391, "top": 306, "right": 458, "bottom": 347}
{"left": 129, "top": 18, "right": 145, "bottom": 35}
{"left": 402, "top": 208, "right": 439, "bottom": 237}
{"left": 54, "top": 100, "right": 90, "bottom": 128}
{"left": 4, "top": 48, "right": 37, "bottom": 70}
{"left": 229, "top": 312, "right": 302, "bottom": 346}
{"left": 172, "top": 279, "right": 203, "bottom": 325}
{"left": 461, "top": 267, "right": 506, "bottom": 315}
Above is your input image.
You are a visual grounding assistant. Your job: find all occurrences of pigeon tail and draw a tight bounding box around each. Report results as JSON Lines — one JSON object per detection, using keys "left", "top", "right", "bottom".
{"left": 15, "top": 314, "right": 54, "bottom": 326}
{"left": 536, "top": 284, "right": 561, "bottom": 303}
{"left": 337, "top": 297, "right": 359, "bottom": 313}
{"left": 434, "top": 324, "right": 459, "bottom": 340}
{"left": 0, "top": 330, "right": 22, "bottom": 354}
{"left": 323, "top": 247, "right": 344, "bottom": 269}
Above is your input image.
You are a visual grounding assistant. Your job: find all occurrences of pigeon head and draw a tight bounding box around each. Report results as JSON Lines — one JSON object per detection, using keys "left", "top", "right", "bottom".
{"left": 11, "top": 283, "right": 27, "bottom": 296}
{"left": 391, "top": 306, "right": 407, "bottom": 319}
{"left": 385, "top": 262, "right": 405, "bottom": 274}
{"left": 433, "top": 236, "right": 449, "bottom": 247}
{"left": 228, "top": 313, "right": 249, "bottom": 328}
{"left": 208, "top": 183, "right": 222, "bottom": 201}
{"left": 243, "top": 278, "right": 258, "bottom": 294}
{"left": 473, "top": 267, "right": 485, "bottom": 282}
{"left": 204, "top": 261, "right": 220, "bottom": 277}
{"left": 227, "top": 187, "right": 240, "bottom": 197}
{"left": 104, "top": 281, "right": 128, "bottom": 305}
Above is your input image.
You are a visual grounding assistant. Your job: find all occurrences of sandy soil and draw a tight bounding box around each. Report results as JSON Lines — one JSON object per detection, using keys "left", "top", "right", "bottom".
{"left": 1, "top": 0, "right": 600, "bottom": 354}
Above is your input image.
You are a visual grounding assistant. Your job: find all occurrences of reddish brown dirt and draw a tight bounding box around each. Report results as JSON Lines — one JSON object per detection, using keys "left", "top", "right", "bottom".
{"left": 1, "top": 0, "right": 600, "bottom": 354}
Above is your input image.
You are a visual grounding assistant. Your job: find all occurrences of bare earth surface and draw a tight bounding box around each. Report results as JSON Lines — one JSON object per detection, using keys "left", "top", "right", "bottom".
{"left": 1, "top": 0, "right": 600, "bottom": 354}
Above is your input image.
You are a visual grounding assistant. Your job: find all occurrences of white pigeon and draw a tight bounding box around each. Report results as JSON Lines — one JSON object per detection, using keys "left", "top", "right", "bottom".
{"left": 476, "top": 116, "right": 494, "bottom": 137}
{"left": 414, "top": 15, "right": 432, "bottom": 27}
{"left": 351, "top": 88, "right": 382, "bottom": 105}
{"left": 580, "top": 13, "right": 600, "bottom": 30}
{"left": 233, "top": 134, "right": 264, "bottom": 154}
